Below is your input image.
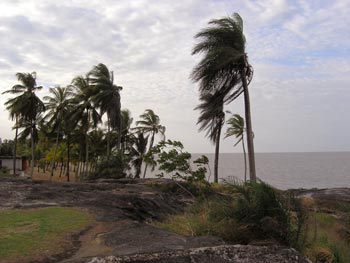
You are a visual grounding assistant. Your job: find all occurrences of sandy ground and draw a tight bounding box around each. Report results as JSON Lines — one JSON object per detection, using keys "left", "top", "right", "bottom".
{"left": 21, "top": 164, "right": 85, "bottom": 182}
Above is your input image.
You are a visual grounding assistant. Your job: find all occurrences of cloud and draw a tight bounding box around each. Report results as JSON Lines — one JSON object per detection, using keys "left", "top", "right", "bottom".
{"left": 0, "top": 0, "right": 349, "bottom": 153}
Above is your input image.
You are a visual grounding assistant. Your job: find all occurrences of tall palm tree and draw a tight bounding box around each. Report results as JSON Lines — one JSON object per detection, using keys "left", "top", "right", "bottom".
{"left": 2, "top": 100, "right": 20, "bottom": 175}
{"left": 130, "top": 133, "right": 148, "bottom": 178}
{"left": 225, "top": 114, "right": 247, "bottom": 182}
{"left": 43, "top": 86, "right": 74, "bottom": 180}
{"left": 70, "top": 75, "right": 101, "bottom": 176}
{"left": 120, "top": 109, "right": 133, "bottom": 154}
{"left": 135, "top": 109, "right": 166, "bottom": 178}
{"left": 88, "top": 63, "right": 122, "bottom": 157}
{"left": 191, "top": 13, "right": 256, "bottom": 181}
{"left": 3, "top": 72, "right": 45, "bottom": 178}
{"left": 195, "top": 91, "right": 225, "bottom": 183}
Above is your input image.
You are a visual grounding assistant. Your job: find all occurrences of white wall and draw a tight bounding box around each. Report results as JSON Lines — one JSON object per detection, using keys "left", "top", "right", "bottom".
{"left": 1, "top": 159, "right": 22, "bottom": 171}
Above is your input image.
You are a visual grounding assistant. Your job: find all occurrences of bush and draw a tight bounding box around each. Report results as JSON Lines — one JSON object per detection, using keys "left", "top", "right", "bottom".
{"left": 88, "top": 152, "right": 130, "bottom": 180}
{"left": 156, "top": 180, "right": 308, "bottom": 246}
{"left": 0, "top": 167, "right": 9, "bottom": 176}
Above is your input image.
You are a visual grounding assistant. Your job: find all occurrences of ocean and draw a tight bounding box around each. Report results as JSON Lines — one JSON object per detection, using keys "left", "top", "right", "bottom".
{"left": 192, "top": 152, "right": 350, "bottom": 190}
{"left": 148, "top": 152, "right": 350, "bottom": 190}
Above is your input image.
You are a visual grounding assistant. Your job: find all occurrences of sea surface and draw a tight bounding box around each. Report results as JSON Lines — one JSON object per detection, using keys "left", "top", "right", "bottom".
{"left": 149, "top": 152, "right": 350, "bottom": 190}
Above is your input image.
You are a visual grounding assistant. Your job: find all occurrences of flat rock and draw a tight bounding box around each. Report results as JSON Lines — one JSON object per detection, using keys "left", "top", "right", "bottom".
{"left": 86, "top": 245, "right": 310, "bottom": 263}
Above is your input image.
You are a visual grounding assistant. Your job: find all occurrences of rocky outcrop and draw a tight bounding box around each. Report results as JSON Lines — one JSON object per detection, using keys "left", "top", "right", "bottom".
{"left": 0, "top": 177, "right": 311, "bottom": 263}
{"left": 87, "top": 245, "right": 310, "bottom": 263}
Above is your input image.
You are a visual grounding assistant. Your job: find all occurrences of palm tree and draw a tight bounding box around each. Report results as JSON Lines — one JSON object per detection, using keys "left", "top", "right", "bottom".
{"left": 191, "top": 13, "right": 256, "bottom": 181}
{"left": 225, "top": 114, "right": 248, "bottom": 182}
{"left": 70, "top": 75, "right": 101, "bottom": 177}
{"left": 130, "top": 133, "right": 148, "bottom": 178}
{"left": 88, "top": 63, "right": 122, "bottom": 157}
{"left": 195, "top": 91, "right": 225, "bottom": 183}
{"left": 2, "top": 99, "right": 20, "bottom": 176}
{"left": 120, "top": 109, "right": 133, "bottom": 154}
{"left": 135, "top": 109, "right": 166, "bottom": 178}
{"left": 3, "top": 72, "right": 45, "bottom": 178}
{"left": 43, "top": 86, "right": 74, "bottom": 180}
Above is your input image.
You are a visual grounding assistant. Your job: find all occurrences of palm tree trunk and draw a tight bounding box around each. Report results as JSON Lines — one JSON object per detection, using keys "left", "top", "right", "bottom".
{"left": 59, "top": 160, "right": 63, "bottom": 177}
{"left": 30, "top": 124, "right": 34, "bottom": 179}
{"left": 107, "top": 114, "right": 111, "bottom": 160}
{"left": 242, "top": 133, "right": 247, "bottom": 182}
{"left": 241, "top": 59, "right": 256, "bottom": 182}
{"left": 117, "top": 121, "right": 122, "bottom": 151}
{"left": 214, "top": 123, "right": 222, "bottom": 183}
{"left": 50, "top": 127, "right": 60, "bottom": 181}
{"left": 142, "top": 132, "right": 155, "bottom": 178}
{"left": 75, "top": 151, "right": 81, "bottom": 182}
{"left": 13, "top": 120, "right": 18, "bottom": 176}
{"left": 66, "top": 135, "right": 70, "bottom": 182}
{"left": 85, "top": 133, "right": 89, "bottom": 177}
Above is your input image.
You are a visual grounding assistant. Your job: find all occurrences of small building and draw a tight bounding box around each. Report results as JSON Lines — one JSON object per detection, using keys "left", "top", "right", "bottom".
{"left": 0, "top": 156, "right": 24, "bottom": 172}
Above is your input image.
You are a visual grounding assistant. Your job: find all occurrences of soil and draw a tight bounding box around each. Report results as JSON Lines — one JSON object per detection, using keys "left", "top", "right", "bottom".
{"left": 0, "top": 177, "right": 323, "bottom": 263}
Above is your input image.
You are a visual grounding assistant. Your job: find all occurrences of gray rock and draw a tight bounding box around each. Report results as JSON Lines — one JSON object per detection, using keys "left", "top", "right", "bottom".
{"left": 86, "top": 245, "right": 310, "bottom": 263}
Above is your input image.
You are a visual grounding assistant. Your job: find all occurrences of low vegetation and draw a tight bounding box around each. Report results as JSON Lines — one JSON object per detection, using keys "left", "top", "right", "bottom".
{"left": 155, "top": 181, "right": 350, "bottom": 262}
{"left": 300, "top": 199, "right": 350, "bottom": 263}
{"left": 0, "top": 167, "right": 9, "bottom": 176}
{"left": 156, "top": 181, "right": 306, "bottom": 246}
{"left": 0, "top": 207, "right": 91, "bottom": 262}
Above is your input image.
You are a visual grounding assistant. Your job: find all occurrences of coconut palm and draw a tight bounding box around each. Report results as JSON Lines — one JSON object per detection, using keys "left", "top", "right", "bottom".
{"left": 88, "top": 63, "right": 122, "bottom": 157}
{"left": 135, "top": 109, "right": 166, "bottom": 178}
{"left": 3, "top": 72, "right": 45, "bottom": 178}
{"left": 130, "top": 133, "right": 149, "bottom": 178}
{"left": 191, "top": 13, "right": 256, "bottom": 181}
{"left": 43, "top": 86, "right": 74, "bottom": 180}
{"left": 70, "top": 75, "right": 101, "bottom": 177}
{"left": 195, "top": 91, "right": 225, "bottom": 183}
{"left": 2, "top": 100, "right": 20, "bottom": 175}
{"left": 225, "top": 114, "right": 248, "bottom": 182}
{"left": 120, "top": 109, "right": 134, "bottom": 154}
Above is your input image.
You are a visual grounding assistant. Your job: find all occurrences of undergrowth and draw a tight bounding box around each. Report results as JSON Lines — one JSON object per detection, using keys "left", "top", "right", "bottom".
{"left": 155, "top": 180, "right": 307, "bottom": 247}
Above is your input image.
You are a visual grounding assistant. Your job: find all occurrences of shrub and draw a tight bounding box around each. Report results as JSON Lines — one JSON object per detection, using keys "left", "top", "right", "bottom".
{"left": 88, "top": 152, "right": 130, "bottom": 180}
{"left": 156, "top": 180, "right": 308, "bottom": 246}
{"left": 0, "top": 167, "right": 9, "bottom": 176}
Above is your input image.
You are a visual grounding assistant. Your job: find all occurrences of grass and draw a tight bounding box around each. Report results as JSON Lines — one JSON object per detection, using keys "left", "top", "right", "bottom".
{"left": 154, "top": 181, "right": 350, "bottom": 262}
{"left": 0, "top": 206, "right": 91, "bottom": 262}
{"left": 304, "top": 212, "right": 350, "bottom": 263}
{"left": 0, "top": 167, "right": 9, "bottom": 176}
{"left": 155, "top": 181, "right": 301, "bottom": 245}
{"left": 155, "top": 198, "right": 239, "bottom": 241}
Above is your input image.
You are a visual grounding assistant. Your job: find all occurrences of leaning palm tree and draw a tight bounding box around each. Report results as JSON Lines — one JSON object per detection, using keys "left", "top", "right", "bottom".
{"left": 3, "top": 72, "right": 45, "bottom": 178}
{"left": 88, "top": 63, "right": 122, "bottom": 157}
{"left": 191, "top": 13, "right": 256, "bottom": 181}
{"left": 43, "top": 86, "right": 74, "bottom": 180}
{"left": 195, "top": 91, "right": 225, "bottom": 183}
{"left": 225, "top": 114, "right": 247, "bottom": 182}
{"left": 135, "top": 109, "right": 166, "bottom": 178}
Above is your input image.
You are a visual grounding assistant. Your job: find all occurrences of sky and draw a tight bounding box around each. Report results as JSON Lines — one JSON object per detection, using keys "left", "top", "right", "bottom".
{"left": 0, "top": 0, "right": 349, "bottom": 153}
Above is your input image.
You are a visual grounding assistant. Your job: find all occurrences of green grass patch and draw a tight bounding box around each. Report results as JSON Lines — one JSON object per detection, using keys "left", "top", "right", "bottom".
{"left": 0, "top": 206, "right": 91, "bottom": 262}
{"left": 304, "top": 212, "right": 350, "bottom": 263}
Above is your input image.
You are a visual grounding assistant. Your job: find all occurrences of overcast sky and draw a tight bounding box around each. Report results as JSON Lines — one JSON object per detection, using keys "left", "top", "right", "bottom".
{"left": 0, "top": 0, "right": 349, "bottom": 153}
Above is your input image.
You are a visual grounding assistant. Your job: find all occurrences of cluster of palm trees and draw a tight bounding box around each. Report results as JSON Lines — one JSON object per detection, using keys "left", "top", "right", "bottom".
{"left": 192, "top": 13, "right": 256, "bottom": 183}
{"left": 3, "top": 12, "right": 256, "bottom": 184}
{"left": 3, "top": 63, "right": 166, "bottom": 181}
